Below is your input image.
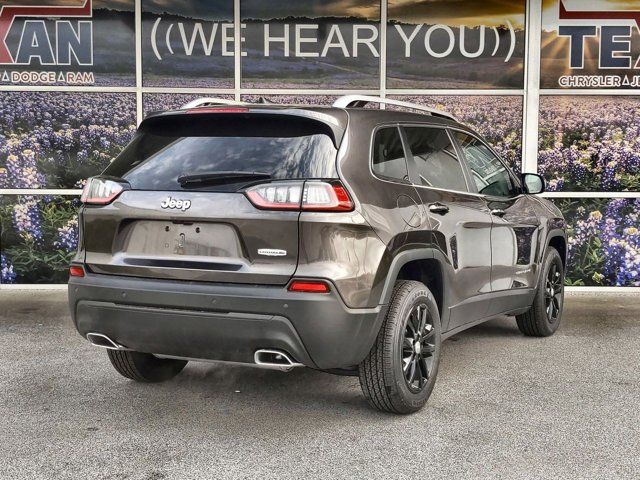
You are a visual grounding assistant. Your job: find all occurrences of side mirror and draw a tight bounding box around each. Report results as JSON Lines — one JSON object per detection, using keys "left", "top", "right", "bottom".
{"left": 521, "top": 173, "right": 545, "bottom": 195}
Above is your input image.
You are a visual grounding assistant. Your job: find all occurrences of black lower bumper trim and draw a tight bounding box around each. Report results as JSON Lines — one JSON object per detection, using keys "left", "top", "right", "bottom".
{"left": 76, "top": 300, "right": 312, "bottom": 367}
{"left": 69, "top": 274, "right": 383, "bottom": 370}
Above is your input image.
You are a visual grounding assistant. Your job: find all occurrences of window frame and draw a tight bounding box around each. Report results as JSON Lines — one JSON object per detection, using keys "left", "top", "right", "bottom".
{"left": 368, "top": 123, "right": 413, "bottom": 185}
{"left": 398, "top": 123, "right": 472, "bottom": 194}
{"left": 449, "top": 127, "right": 523, "bottom": 200}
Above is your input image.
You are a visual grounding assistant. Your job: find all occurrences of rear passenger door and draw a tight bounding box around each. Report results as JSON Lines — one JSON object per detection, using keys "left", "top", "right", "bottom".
{"left": 402, "top": 125, "right": 494, "bottom": 332}
{"left": 453, "top": 131, "right": 541, "bottom": 302}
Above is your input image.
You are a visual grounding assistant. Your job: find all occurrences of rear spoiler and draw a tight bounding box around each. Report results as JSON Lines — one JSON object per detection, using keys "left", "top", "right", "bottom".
{"left": 142, "top": 107, "right": 347, "bottom": 148}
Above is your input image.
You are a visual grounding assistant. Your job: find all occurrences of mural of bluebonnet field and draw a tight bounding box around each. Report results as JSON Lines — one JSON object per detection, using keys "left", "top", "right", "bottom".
{"left": 1, "top": 195, "right": 79, "bottom": 284}
{"left": 0, "top": 92, "right": 136, "bottom": 189}
{"left": 557, "top": 198, "right": 640, "bottom": 287}
{"left": 1, "top": 0, "right": 639, "bottom": 287}
{"left": 539, "top": 96, "right": 640, "bottom": 192}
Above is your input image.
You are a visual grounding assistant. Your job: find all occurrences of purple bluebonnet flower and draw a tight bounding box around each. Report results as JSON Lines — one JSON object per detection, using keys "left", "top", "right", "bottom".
{"left": 1, "top": 254, "right": 16, "bottom": 284}
{"left": 12, "top": 197, "right": 43, "bottom": 244}
{"left": 54, "top": 217, "right": 79, "bottom": 253}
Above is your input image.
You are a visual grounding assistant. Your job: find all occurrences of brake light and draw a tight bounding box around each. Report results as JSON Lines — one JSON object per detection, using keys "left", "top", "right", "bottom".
{"left": 245, "top": 181, "right": 353, "bottom": 212}
{"left": 288, "top": 280, "right": 330, "bottom": 293}
{"left": 81, "top": 177, "right": 127, "bottom": 205}
{"left": 69, "top": 265, "right": 85, "bottom": 277}
{"left": 186, "top": 107, "right": 249, "bottom": 114}
{"left": 303, "top": 182, "right": 353, "bottom": 211}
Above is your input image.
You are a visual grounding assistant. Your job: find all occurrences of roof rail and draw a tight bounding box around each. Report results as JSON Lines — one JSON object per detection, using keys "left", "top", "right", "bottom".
{"left": 181, "top": 97, "right": 247, "bottom": 109}
{"left": 332, "top": 95, "right": 459, "bottom": 122}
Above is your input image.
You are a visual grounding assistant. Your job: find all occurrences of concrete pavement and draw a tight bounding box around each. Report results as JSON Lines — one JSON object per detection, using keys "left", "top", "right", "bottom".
{"left": 0, "top": 290, "right": 638, "bottom": 479}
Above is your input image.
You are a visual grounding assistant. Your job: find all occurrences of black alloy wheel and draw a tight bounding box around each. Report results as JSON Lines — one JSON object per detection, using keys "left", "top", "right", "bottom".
{"left": 402, "top": 303, "right": 437, "bottom": 392}
{"left": 545, "top": 261, "right": 563, "bottom": 323}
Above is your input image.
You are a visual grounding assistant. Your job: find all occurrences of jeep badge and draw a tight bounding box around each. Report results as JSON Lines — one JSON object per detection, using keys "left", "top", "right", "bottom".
{"left": 161, "top": 196, "right": 191, "bottom": 211}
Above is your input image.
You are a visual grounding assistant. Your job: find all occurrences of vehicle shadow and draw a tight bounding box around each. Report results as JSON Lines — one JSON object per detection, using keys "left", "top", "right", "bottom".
{"left": 74, "top": 316, "right": 525, "bottom": 425}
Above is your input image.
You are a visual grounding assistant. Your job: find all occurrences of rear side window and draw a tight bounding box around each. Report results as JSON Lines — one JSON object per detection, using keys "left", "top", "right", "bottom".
{"left": 104, "top": 114, "right": 338, "bottom": 191}
{"left": 372, "top": 127, "right": 408, "bottom": 182}
{"left": 404, "top": 127, "right": 468, "bottom": 192}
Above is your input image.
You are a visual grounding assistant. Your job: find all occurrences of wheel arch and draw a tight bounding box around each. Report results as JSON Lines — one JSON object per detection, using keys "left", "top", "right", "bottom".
{"left": 547, "top": 233, "right": 567, "bottom": 269}
{"left": 378, "top": 249, "right": 449, "bottom": 320}
{"left": 535, "top": 229, "right": 567, "bottom": 288}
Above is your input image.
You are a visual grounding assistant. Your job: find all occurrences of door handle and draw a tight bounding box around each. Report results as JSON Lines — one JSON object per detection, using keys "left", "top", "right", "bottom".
{"left": 429, "top": 203, "right": 449, "bottom": 215}
{"left": 491, "top": 209, "right": 506, "bottom": 217}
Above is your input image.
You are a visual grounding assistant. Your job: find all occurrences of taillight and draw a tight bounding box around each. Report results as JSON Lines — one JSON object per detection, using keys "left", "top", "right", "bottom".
{"left": 245, "top": 181, "right": 353, "bottom": 212}
{"left": 288, "top": 280, "right": 330, "bottom": 293}
{"left": 69, "top": 265, "right": 85, "bottom": 277}
{"left": 81, "top": 177, "right": 128, "bottom": 205}
{"left": 303, "top": 182, "right": 353, "bottom": 211}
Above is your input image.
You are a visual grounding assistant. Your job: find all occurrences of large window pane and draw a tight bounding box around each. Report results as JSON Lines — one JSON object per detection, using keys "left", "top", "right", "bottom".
{"left": 241, "top": 1, "right": 380, "bottom": 88}
{"left": 0, "top": 1, "right": 135, "bottom": 87}
{"left": 538, "top": 96, "right": 640, "bottom": 192}
{"left": 387, "top": 1, "right": 526, "bottom": 88}
{"left": 555, "top": 198, "right": 640, "bottom": 287}
{"left": 142, "top": 1, "right": 234, "bottom": 87}
{"left": 0, "top": 92, "right": 136, "bottom": 189}
{"left": 1, "top": 195, "right": 80, "bottom": 284}
{"left": 541, "top": 0, "right": 640, "bottom": 89}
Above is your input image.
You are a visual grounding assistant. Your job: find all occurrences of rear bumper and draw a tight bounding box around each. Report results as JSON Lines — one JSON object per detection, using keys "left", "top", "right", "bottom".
{"left": 68, "top": 274, "right": 383, "bottom": 370}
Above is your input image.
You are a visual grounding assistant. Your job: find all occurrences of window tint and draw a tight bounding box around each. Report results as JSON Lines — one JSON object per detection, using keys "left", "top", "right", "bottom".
{"left": 404, "top": 127, "right": 467, "bottom": 191}
{"left": 104, "top": 115, "right": 338, "bottom": 192}
{"left": 454, "top": 132, "right": 519, "bottom": 197}
{"left": 372, "top": 127, "right": 408, "bottom": 182}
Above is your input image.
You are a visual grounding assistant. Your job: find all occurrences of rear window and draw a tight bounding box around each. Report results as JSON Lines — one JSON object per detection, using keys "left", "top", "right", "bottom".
{"left": 104, "top": 114, "right": 339, "bottom": 191}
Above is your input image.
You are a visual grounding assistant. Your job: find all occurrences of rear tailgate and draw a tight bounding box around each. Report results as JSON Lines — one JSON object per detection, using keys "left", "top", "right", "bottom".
{"left": 80, "top": 108, "right": 345, "bottom": 285}
{"left": 84, "top": 190, "right": 300, "bottom": 284}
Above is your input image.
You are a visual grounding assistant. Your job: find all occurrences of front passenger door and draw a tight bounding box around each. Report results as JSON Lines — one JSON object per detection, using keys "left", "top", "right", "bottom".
{"left": 453, "top": 132, "right": 541, "bottom": 307}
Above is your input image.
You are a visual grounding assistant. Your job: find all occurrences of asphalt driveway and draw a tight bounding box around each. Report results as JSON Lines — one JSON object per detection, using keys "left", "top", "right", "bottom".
{"left": 0, "top": 290, "right": 638, "bottom": 479}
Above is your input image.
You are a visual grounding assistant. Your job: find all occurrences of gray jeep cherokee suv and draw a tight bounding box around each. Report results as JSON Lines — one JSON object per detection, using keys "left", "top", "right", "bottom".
{"left": 68, "top": 96, "right": 567, "bottom": 413}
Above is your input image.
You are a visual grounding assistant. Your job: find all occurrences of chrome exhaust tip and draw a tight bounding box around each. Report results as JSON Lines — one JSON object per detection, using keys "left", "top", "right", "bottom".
{"left": 86, "top": 332, "right": 128, "bottom": 351}
{"left": 254, "top": 349, "right": 304, "bottom": 372}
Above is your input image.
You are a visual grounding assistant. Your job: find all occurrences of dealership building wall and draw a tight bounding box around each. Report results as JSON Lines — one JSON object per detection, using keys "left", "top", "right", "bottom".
{"left": 1, "top": 0, "right": 639, "bottom": 289}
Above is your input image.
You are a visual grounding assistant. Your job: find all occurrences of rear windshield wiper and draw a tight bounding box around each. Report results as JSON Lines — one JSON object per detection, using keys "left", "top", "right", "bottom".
{"left": 178, "top": 171, "right": 272, "bottom": 187}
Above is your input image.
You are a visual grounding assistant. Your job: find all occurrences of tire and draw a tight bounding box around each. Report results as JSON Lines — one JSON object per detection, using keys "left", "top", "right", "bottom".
{"left": 358, "top": 280, "right": 442, "bottom": 414}
{"left": 516, "top": 246, "right": 565, "bottom": 337}
{"left": 107, "top": 350, "right": 187, "bottom": 383}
